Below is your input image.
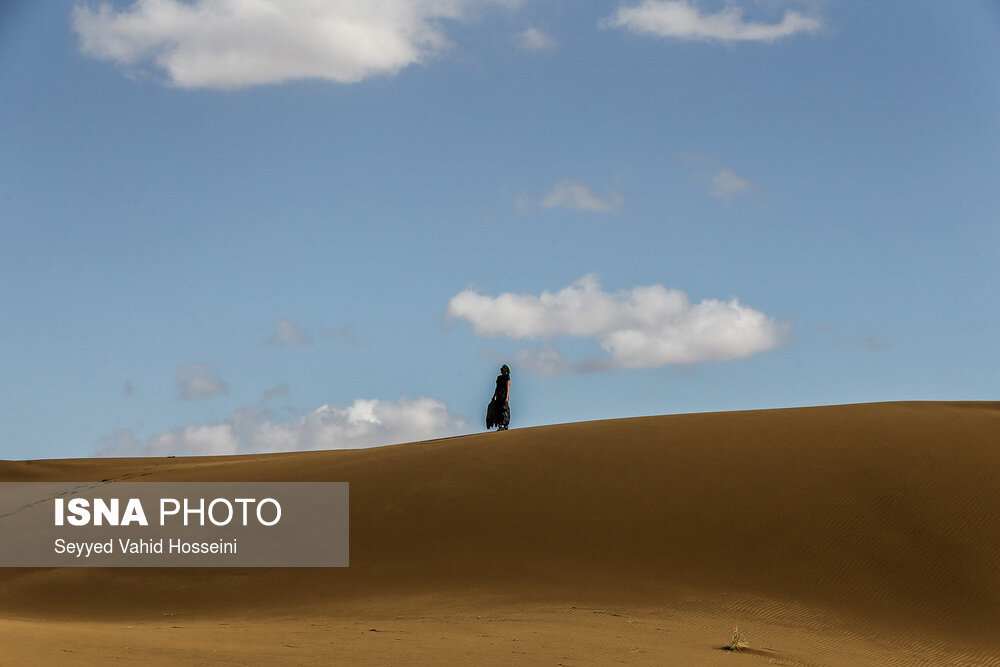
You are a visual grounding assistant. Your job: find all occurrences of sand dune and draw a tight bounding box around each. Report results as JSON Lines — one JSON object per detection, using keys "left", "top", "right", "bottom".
{"left": 1, "top": 401, "right": 998, "bottom": 665}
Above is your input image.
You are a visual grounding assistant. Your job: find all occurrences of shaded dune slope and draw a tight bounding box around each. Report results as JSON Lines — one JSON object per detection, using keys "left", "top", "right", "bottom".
{"left": 1, "top": 402, "right": 997, "bottom": 644}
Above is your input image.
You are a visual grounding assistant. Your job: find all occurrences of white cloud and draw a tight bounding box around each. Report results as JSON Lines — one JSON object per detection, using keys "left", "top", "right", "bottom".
{"left": 97, "top": 396, "right": 467, "bottom": 457}
{"left": 710, "top": 167, "right": 753, "bottom": 199}
{"left": 539, "top": 180, "right": 623, "bottom": 214}
{"left": 604, "top": 1, "right": 822, "bottom": 43}
{"left": 149, "top": 423, "right": 241, "bottom": 457}
{"left": 447, "top": 274, "right": 788, "bottom": 373}
{"left": 517, "top": 26, "right": 556, "bottom": 51}
{"left": 72, "top": 0, "right": 514, "bottom": 89}
{"left": 266, "top": 318, "right": 312, "bottom": 346}
{"left": 176, "top": 363, "right": 228, "bottom": 400}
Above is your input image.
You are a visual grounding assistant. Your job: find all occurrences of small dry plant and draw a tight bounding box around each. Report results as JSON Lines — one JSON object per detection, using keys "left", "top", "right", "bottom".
{"left": 726, "top": 625, "right": 750, "bottom": 651}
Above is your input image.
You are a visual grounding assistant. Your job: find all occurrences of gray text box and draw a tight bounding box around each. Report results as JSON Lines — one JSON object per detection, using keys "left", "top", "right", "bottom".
{"left": 0, "top": 482, "right": 348, "bottom": 567}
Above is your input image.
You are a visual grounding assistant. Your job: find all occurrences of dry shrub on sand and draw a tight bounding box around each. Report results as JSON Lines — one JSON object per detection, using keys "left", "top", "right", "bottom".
{"left": 726, "top": 626, "right": 750, "bottom": 651}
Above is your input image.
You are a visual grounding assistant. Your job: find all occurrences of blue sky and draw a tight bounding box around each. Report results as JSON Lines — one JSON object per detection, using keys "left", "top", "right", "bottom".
{"left": 2, "top": 1, "right": 998, "bottom": 460}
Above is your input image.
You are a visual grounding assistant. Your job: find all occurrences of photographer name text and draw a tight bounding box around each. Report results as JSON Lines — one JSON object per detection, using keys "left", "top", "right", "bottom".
{"left": 54, "top": 537, "right": 237, "bottom": 558}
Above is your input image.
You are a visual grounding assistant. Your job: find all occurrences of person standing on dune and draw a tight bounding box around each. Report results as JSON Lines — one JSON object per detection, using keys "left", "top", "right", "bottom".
{"left": 490, "top": 364, "right": 511, "bottom": 431}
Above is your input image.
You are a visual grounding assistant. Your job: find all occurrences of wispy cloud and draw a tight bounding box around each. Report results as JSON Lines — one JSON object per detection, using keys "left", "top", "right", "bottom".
{"left": 448, "top": 274, "right": 788, "bottom": 374}
{"left": 176, "top": 363, "right": 228, "bottom": 400}
{"left": 515, "top": 345, "right": 570, "bottom": 377}
{"left": 266, "top": 318, "right": 312, "bottom": 347}
{"left": 862, "top": 337, "right": 891, "bottom": 352}
{"left": 320, "top": 324, "right": 360, "bottom": 345}
{"left": 517, "top": 26, "right": 557, "bottom": 51}
{"left": 710, "top": 167, "right": 754, "bottom": 199}
{"left": 539, "top": 180, "right": 623, "bottom": 214}
{"left": 72, "top": 0, "right": 516, "bottom": 89}
{"left": 261, "top": 382, "right": 290, "bottom": 403}
{"left": 681, "top": 155, "right": 762, "bottom": 204}
{"left": 604, "top": 1, "right": 823, "bottom": 43}
{"left": 96, "top": 397, "right": 467, "bottom": 456}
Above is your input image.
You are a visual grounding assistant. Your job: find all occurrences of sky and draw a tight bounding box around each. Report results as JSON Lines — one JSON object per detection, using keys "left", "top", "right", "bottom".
{"left": 2, "top": 0, "right": 998, "bottom": 460}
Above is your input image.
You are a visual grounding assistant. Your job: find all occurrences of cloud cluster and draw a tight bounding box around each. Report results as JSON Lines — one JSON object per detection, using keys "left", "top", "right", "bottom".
{"left": 539, "top": 180, "right": 623, "bottom": 214}
{"left": 98, "top": 396, "right": 466, "bottom": 457}
{"left": 72, "top": 1, "right": 825, "bottom": 90}
{"left": 447, "top": 275, "right": 787, "bottom": 373}
{"left": 176, "top": 363, "right": 228, "bottom": 400}
{"left": 605, "top": 0, "right": 823, "bottom": 43}
{"left": 72, "top": 0, "right": 511, "bottom": 89}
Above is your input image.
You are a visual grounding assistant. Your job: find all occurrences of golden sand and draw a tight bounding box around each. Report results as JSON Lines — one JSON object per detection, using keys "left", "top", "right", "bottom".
{"left": 2, "top": 402, "right": 998, "bottom": 665}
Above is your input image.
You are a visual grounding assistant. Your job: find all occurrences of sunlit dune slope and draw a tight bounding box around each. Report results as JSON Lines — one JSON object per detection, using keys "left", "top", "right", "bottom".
{"left": 1, "top": 402, "right": 997, "bottom": 643}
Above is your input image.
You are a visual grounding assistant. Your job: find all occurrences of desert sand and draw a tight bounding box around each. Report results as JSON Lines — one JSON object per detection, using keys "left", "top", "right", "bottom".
{"left": 1, "top": 401, "right": 998, "bottom": 665}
